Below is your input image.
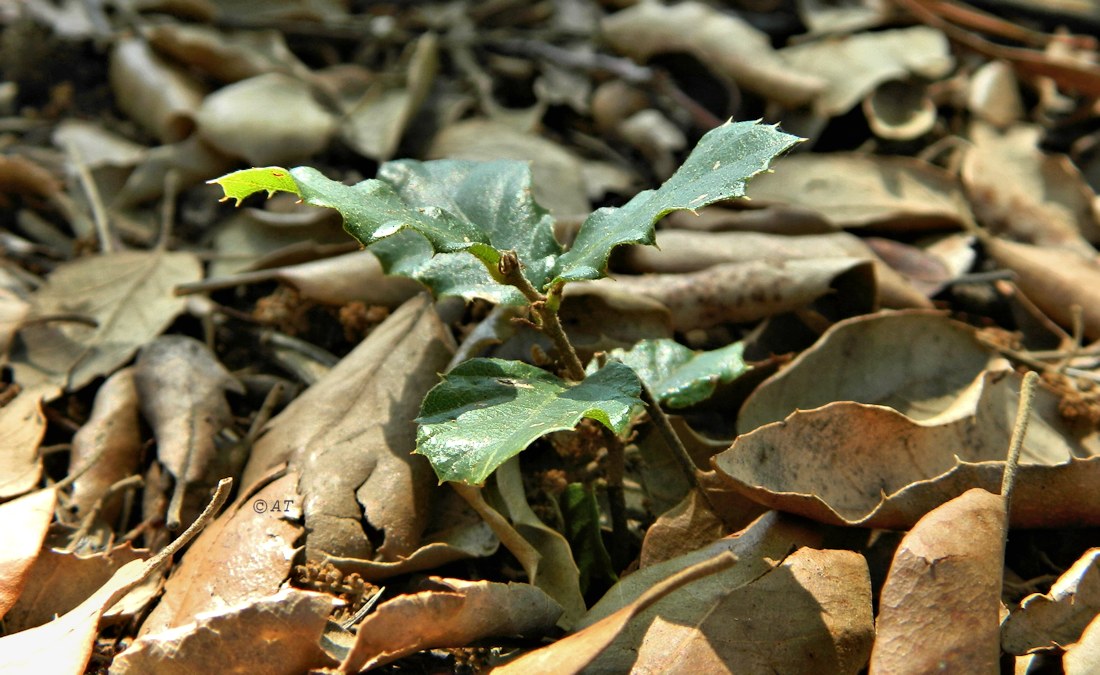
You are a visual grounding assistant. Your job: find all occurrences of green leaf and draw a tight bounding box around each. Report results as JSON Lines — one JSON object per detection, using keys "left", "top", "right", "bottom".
{"left": 416, "top": 359, "right": 642, "bottom": 485}
{"left": 548, "top": 120, "right": 802, "bottom": 287}
{"left": 561, "top": 483, "right": 617, "bottom": 597}
{"left": 601, "top": 339, "right": 751, "bottom": 409}
{"left": 208, "top": 167, "right": 300, "bottom": 205}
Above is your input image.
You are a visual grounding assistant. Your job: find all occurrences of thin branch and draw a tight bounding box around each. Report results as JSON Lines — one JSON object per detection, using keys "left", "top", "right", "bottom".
{"left": 1002, "top": 371, "right": 1039, "bottom": 515}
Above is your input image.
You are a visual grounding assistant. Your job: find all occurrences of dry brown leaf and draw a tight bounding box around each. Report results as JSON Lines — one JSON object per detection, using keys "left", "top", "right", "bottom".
{"left": 69, "top": 367, "right": 142, "bottom": 519}
{"left": 51, "top": 120, "right": 146, "bottom": 169}
{"left": 602, "top": 1, "right": 824, "bottom": 107}
{"left": 9, "top": 249, "right": 202, "bottom": 392}
{"left": 779, "top": 26, "right": 953, "bottom": 117}
{"left": 0, "top": 288, "right": 31, "bottom": 358}
{"left": 963, "top": 123, "right": 1100, "bottom": 251}
{"left": 587, "top": 546, "right": 874, "bottom": 673}
{"left": 967, "top": 60, "right": 1024, "bottom": 128}
{"left": 621, "top": 229, "right": 932, "bottom": 309}
{"left": 493, "top": 553, "right": 738, "bottom": 675}
{"left": 428, "top": 118, "right": 590, "bottom": 218}
{"left": 113, "top": 588, "right": 337, "bottom": 674}
{"left": 716, "top": 367, "right": 1100, "bottom": 529}
{"left": 984, "top": 236, "right": 1100, "bottom": 340}
{"left": 195, "top": 73, "right": 336, "bottom": 166}
{"left": 870, "top": 488, "right": 1006, "bottom": 673}
{"left": 340, "top": 578, "right": 562, "bottom": 673}
{"left": 0, "top": 385, "right": 50, "bottom": 498}
{"left": 579, "top": 258, "right": 875, "bottom": 331}
{"left": 241, "top": 295, "right": 454, "bottom": 561}
{"left": 864, "top": 80, "right": 938, "bottom": 141}
{"left": 134, "top": 336, "right": 242, "bottom": 528}
{"left": 0, "top": 488, "right": 56, "bottom": 618}
{"left": 143, "top": 22, "right": 313, "bottom": 84}
{"left": 113, "top": 135, "right": 236, "bottom": 208}
{"left": 0, "top": 479, "right": 230, "bottom": 675}
{"left": 745, "top": 154, "right": 975, "bottom": 231}
{"left": 1003, "top": 548, "right": 1100, "bottom": 655}
{"left": 109, "top": 37, "right": 204, "bottom": 142}
{"left": 341, "top": 34, "right": 437, "bottom": 161}
{"left": 2, "top": 543, "right": 150, "bottom": 632}
{"left": 0, "top": 154, "right": 64, "bottom": 198}
{"left": 737, "top": 311, "right": 999, "bottom": 433}
{"left": 138, "top": 470, "right": 301, "bottom": 636}
{"left": 1065, "top": 613, "right": 1100, "bottom": 675}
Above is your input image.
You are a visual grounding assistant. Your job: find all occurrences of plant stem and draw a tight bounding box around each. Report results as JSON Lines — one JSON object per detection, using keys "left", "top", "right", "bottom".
{"left": 498, "top": 251, "right": 586, "bottom": 381}
{"left": 638, "top": 380, "right": 722, "bottom": 515}
{"left": 602, "top": 428, "right": 631, "bottom": 568}
{"left": 1002, "top": 370, "right": 1039, "bottom": 516}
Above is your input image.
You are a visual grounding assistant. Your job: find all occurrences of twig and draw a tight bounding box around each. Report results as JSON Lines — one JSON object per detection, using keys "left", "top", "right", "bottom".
{"left": 1001, "top": 371, "right": 1039, "bottom": 516}
{"left": 62, "top": 141, "right": 114, "bottom": 253}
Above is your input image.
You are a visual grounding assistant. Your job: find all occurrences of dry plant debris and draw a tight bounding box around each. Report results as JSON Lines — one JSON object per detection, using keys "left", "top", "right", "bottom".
{"left": 2, "top": 0, "right": 1100, "bottom": 672}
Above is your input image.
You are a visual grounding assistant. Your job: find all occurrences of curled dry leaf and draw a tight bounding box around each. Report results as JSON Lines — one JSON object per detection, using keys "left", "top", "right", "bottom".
{"left": 113, "top": 588, "right": 337, "bottom": 675}
{"left": 0, "top": 385, "right": 51, "bottom": 498}
{"left": 142, "top": 22, "right": 313, "bottom": 84}
{"left": 717, "top": 366, "right": 1100, "bottom": 529}
{"left": 0, "top": 488, "right": 56, "bottom": 618}
{"left": 195, "top": 73, "right": 336, "bottom": 166}
{"left": 863, "top": 79, "right": 938, "bottom": 141}
{"left": 746, "top": 154, "right": 974, "bottom": 231}
{"left": 69, "top": 367, "right": 142, "bottom": 519}
{"left": 3, "top": 544, "right": 152, "bottom": 632}
{"left": 109, "top": 37, "right": 204, "bottom": 142}
{"left": 737, "top": 311, "right": 999, "bottom": 433}
{"left": 138, "top": 470, "right": 301, "bottom": 636}
{"left": 621, "top": 229, "right": 932, "bottom": 309}
{"left": 10, "top": 249, "right": 202, "bottom": 393}
{"left": 602, "top": 1, "right": 824, "bottom": 107}
{"left": 580, "top": 258, "right": 875, "bottom": 332}
{"left": 338, "top": 578, "right": 562, "bottom": 673}
{"left": 1003, "top": 548, "right": 1100, "bottom": 655}
{"left": 241, "top": 295, "right": 454, "bottom": 561}
{"left": 983, "top": 236, "right": 1100, "bottom": 340}
{"left": 779, "top": 26, "right": 953, "bottom": 117}
{"left": 134, "top": 336, "right": 242, "bottom": 529}
{"left": 871, "top": 488, "right": 1006, "bottom": 673}
{"left": 963, "top": 123, "right": 1100, "bottom": 251}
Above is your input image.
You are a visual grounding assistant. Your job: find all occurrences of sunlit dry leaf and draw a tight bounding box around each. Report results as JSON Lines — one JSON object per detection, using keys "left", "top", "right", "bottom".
{"left": 494, "top": 553, "right": 737, "bottom": 675}
{"left": 779, "top": 26, "right": 952, "bottom": 117}
{"left": 0, "top": 385, "right": 51, "bottom": 498}
{"left": 195, "top": 73, "right": 336, "bottom": 166}
{"left": 621, "top": 229, "right": 932, "bottom": 309}
{"left": 69, "top": 368, "right": 142, "bottom": 519}
{"left": 579, "top": 258, "right": 874, "bottom": 331}
{"left": 241, "top": 295, "right": 454, "bottom": 561}
{"left": 602, "top": 1, "right": 824, "bottom": 107}
{"left": 967, "top": 60, "right": 1024, "bottom": 128}
{"left": 746, "top": 154, "right": 974, "bottom": 230}
{"left": 139, "top": 470, "right": 301, "bottom": 636}
{"left": 114, "top": 588, "right": 337, "bottom": 674}
{"left": 2, "top": 544, "right": 150, "bottom": 632}
{"left": 341, "top": 33, "right": 437, "bottom": 161}
{"left": 1003, "top": 548, "right": 1100, "bottom": 655}
{"left": 1065, "top": 613, "right": 1100, "bottom": 675}
{"left": 9, "top": 250, "right": 202, "bottom": 392}
{"left": 135, "top": 336, "right": 241, "bottom": 529}
{"left": 588, "top": 546, "right": 873, "bottom": 673}
{"left": 737, "top": 311, "right": 999, "bottom": 433}
{"left": 109, "top": 37, "right": 204, "bottom": 142}
{"left": 717, "top": 368, "right": 1100, "bottom": 529}
{"left": 428, "top": 118, "right": 590, "bottom": 218}
{"left": 871, "top": 488, "right": 1005, "bottom": 673}
{"left": 0, "top": 488, "right": 56, "bottom": 618}
{"left": 984, "top": 236, "right": 1100, "bottom": 340}
{"left": 963, "top": 123, "right": 1100, "bottom": 251}
{"left": 52, "top": 120, "right": 146, "bottom": 169}
{"left": 339, "top": 578, "right": 562, "bottom": 673}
